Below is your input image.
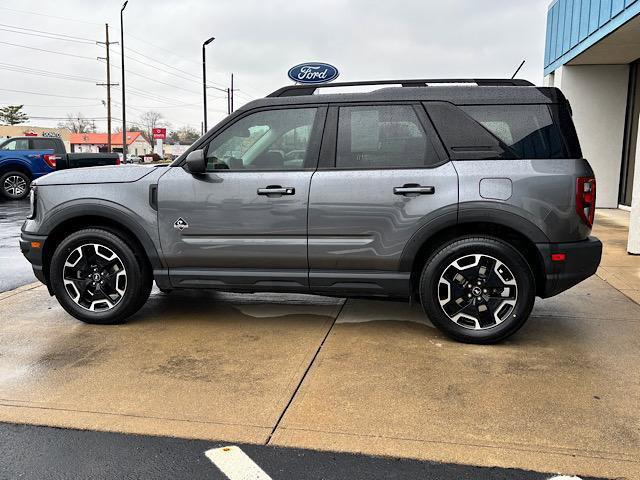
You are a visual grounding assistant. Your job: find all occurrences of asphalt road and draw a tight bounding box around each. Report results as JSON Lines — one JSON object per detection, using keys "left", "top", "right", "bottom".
{"left": 0, "top": 423, "right": 598, "bottom": 480}
{"left": 0, "top": 199, "right": 34, "bottom": 293}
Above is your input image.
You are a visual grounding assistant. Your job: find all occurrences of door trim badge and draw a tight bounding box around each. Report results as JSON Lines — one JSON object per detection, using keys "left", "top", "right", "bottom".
{"left": 174, "top": 217, "right": 189, "bottom": 231}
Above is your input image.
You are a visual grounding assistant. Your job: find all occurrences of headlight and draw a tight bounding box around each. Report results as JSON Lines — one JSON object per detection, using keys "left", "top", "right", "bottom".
{"left": 27, "top": 186, "right": 37, "bottom": 219}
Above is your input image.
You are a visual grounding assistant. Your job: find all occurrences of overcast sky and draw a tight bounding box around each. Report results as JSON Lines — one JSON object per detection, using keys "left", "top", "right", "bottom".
{"left": 0, "top": 0, "right": 551, "bottom": 132}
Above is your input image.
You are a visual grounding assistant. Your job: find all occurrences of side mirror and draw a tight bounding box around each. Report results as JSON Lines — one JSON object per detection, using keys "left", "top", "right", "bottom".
{"left": 185, "top": 149, "right": 206, "bottom": 174}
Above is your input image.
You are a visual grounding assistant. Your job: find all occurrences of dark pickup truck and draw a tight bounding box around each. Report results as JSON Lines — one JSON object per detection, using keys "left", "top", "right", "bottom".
{"left": 0, "top": 136, "right": 119, "bottom": 200}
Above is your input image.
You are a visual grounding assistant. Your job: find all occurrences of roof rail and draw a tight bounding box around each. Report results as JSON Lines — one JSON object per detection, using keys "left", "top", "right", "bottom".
{"left": 267, "top": 78, "right": 535, "bottom": 97}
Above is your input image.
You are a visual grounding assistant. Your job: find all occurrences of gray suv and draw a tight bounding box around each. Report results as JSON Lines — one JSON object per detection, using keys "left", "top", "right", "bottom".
{"left": 20, "top": 79, "right": 602, "bottom": 344}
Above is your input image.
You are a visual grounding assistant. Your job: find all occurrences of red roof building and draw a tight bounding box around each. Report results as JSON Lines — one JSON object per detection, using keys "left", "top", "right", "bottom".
{"left": 70, "top": 132, "right": 151, "bottom": 155}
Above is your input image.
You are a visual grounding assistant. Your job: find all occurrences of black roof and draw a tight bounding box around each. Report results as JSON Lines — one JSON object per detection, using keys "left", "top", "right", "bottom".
{"left": 240, "top": 79, "right": 562, "bottom": 111}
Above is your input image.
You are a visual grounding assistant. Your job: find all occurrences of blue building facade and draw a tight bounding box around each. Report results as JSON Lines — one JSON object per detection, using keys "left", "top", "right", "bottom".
{"left": 545, "top": 0, "right": 640, "bottom": 75}
{"left": 544, "top": 0, "right": 640, "bottom": 208}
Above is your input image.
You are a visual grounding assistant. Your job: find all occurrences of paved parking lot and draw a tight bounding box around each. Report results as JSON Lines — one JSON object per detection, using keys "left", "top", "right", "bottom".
{"left": 0, "top": 199, "right": 32, "bottom": 292}
{"left": 0, "top": 209, "right": 638, "bottom": 479}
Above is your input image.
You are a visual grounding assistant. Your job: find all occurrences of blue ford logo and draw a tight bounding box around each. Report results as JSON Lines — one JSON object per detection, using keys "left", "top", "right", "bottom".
{"left": 288, "top": 62, "right": 339, "bottom": 84}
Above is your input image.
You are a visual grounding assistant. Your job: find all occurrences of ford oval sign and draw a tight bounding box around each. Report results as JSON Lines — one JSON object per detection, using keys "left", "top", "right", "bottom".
{"left": 288, "top": 63, "right": 339, "bottom": 84}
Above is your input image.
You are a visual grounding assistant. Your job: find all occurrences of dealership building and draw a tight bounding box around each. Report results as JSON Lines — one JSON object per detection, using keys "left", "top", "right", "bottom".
{"left": 544, "top": 0, "right": 640, "bottom": 211}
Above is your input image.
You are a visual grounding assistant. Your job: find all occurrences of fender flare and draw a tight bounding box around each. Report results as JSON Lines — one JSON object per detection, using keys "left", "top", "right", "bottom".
{"left": 0, "top": 158, "right": 34, "bottom": 175}
{"left": 398, "top": 202, "right": 550, "bottom": 272}
{"left": 40, "top": 200, "right": 164, "bottom": 271}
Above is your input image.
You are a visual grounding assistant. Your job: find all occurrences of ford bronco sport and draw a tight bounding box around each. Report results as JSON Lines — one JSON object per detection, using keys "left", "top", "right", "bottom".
{"left": 20, "top": 78, "right": 602, "bottom": 344}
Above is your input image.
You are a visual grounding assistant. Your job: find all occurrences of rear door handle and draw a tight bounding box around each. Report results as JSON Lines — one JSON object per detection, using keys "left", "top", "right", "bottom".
{"left": 257, "top": 185, "right": 295, "bottom": 196}
{"left": 393, "top": 184, "right": 435, "bottom": 196}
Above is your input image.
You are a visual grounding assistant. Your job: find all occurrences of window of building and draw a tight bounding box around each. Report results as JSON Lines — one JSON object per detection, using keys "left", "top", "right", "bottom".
{"left": 336, "top": 105, "right": 440, "bottom": 168}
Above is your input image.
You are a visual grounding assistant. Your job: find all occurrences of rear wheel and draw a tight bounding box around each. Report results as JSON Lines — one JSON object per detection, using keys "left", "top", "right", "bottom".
{"left": 0, "top": 171, "right": 30, "bottom": 200}
{"left": 50, "top": 228, "right": 151, "bottom": 324}
{"left": 419, "top": 236, "right": 535, "bottom": 344}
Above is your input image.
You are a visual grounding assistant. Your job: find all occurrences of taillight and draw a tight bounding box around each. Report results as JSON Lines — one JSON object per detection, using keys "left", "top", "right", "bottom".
{"left": 43, "top": 154, "right": 58, "bottom": 169}
{"left": 576, "top": 176, "right": 596, "bottom": 228}
{"left": 116, "top": 156, "right": 121, "bottom": 165}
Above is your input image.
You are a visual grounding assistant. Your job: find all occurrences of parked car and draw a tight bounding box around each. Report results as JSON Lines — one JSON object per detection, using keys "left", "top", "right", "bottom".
{"left": 0, "top": 137, "right": 120, "bottom": 200}
{"left": 20, "top": 78, "right": 602, "bottom": 343}
{"left": 125, "top": 154, "right": 142, "bottom": 164}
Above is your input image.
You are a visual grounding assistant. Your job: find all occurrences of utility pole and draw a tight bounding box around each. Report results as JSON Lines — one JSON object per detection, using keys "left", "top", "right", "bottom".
{"left": 96, "top": 23, "right": 119, "bottom": 152}
{"left": 226, "top": 87, "right": 231, "bottom": 115}
{"left": 120, "top": 1, "right": 128, "bottom": 157}
{"left": 230, "top": 73, "right": 234, "bottom": 113}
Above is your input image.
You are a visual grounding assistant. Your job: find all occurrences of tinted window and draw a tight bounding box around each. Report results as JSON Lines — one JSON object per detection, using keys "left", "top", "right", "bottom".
{"left": 336, "top": 105, "right": 440, "bottom": 168}
{"left": 32, "top": 138, "right": 59, "bottom": 152}
{"left": 0, "top": 138, "right": 29, "bottom": 151}
{"left": 206, "top": 108, "right": 317, "bottom": 171}
{"left": 461, "top": 105, "right": 571, "bottom": 159}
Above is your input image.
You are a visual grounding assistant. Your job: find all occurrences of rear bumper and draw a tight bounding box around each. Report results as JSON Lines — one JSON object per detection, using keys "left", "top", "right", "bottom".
{"left": 19, "top": 231, "right": 48, "bottom": 287}
{"left": 537, "top": 236, "right": 602, "bottom": 298}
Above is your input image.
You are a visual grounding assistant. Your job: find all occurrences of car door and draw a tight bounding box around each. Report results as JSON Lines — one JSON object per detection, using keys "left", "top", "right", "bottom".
{"left": 157, "top": 105, "right": 326, "bottom": 291}
{"left": 307, "top": 103, "right": 458, "bottom": 296}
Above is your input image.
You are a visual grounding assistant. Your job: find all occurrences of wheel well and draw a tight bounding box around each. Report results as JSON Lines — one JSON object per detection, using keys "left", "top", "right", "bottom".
{"left": 409, "top": 222, "right": 546, "bottom": 297}
{"left": 0, "top": 164, "right": 32, "bottom": 179}
{"left": 42, "top": 216, "right": 153, "bottom": 285}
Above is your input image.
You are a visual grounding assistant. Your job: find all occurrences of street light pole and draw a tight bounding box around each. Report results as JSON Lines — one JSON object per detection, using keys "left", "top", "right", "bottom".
{"left": 120, "top": 1, "right": 128, "bottom": 158}
{"left": 202, "top": 36, "right": 215, "bottom": 132}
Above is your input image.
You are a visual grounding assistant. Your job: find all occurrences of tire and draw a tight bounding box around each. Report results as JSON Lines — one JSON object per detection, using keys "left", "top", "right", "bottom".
{"left": 0, "top": 171, "right": 30, "bottom": 200}
{"left": 419, "top": 236, "right": 535, "bottom": 344}
{"left": 50, "top": 228, "right": 152, "bottom": 325}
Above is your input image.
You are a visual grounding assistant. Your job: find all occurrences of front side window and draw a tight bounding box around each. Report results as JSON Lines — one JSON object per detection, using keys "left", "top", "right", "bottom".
{"left": 0, "top": 138, "right": 29, "bottom": 151}
{"left": 461, "top": 105, "right": 568, "bottom": 159}
{"left": 205, "top": 108, "right": 317, "bottom": 171}
{"left": 336, "top": 105, "right": 440, "bottom": 168}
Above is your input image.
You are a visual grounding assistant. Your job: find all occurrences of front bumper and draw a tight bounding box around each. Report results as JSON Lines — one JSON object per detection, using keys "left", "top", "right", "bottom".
{"left": 537, "top": 236, "right": 603, "bottom": 298}
{"left": 19, "top": 231, "right": 48, "bottom": 287}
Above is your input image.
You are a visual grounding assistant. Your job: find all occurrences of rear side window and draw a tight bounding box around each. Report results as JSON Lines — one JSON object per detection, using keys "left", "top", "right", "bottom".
{"left": 460, "top": 104, "right": 580, "bottom": 159}
{"left": 336, "top": 105, "right": 441, "bottom": 168}
{"left": 32, "top": 138, "right": 59, "bottom": 153}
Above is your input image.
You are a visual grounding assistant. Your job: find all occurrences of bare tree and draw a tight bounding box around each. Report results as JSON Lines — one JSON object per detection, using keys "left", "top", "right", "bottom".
{"left": 138, "top": 111, "right": 167, "bottom": 145}
{"left": 58, "top": 113, "right": 96, "bottom": 133}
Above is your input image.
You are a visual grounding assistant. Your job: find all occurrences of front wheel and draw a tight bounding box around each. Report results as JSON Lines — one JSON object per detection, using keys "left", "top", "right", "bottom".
{"left": 0, "top": 171, "right": 30, "bottom": 200}
{"left": 419, "top": 236, "right": 535, "bottom": 344}
{"left": 50, "top": 228, "right": 151, "bottom": 324}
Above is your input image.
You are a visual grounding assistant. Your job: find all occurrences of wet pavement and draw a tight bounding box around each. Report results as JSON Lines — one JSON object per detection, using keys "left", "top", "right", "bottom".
{"left": 0, "top": 210, "right": 638, "bottom": 479}
{"left": 0, "top": 281, "right": 638, "bottom": 478}
{"left": 0, "top": 199, "right": 34, "bottom": 293}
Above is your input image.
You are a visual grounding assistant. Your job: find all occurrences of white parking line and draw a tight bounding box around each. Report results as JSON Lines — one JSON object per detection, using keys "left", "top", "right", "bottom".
{"left": 205, "top": 445, "right": 272, "bottom": 480}
{"left": 547, "top": 476, "right": 583, "bottom": 480}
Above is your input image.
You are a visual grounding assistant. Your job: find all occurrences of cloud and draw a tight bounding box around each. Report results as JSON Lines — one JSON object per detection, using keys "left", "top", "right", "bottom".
{"left": 0, "top": 0, "right": 550, "bottom": 130}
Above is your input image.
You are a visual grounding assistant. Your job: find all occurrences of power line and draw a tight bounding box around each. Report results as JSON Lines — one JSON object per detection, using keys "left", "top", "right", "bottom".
{"left": 102, "top": 60, "right": 203, "bottom": 96}
{"left": 0, "top": 40, "right": 97, "bottom": 60}
{"left": 0, "top": 102, "right": 103, "bottom": 108}
{"left": 0, "top": 23, "right": 96, "bottom": 43}
{"left": 0, "top": 6, "right": 101, "bottom": 26}
{"left": 112, "top": 48, "right": 226, "bottom": 91}
{"left": 0, "top": 62, "right": 100, "bottom": 83}
{"left": 0, "top": 87, "right": 101, "bottom": 100}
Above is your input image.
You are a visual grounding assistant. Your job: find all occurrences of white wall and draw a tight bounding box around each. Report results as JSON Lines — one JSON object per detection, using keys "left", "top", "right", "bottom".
{"left": 545, "top": 65, "right": 629, "bottom": 208}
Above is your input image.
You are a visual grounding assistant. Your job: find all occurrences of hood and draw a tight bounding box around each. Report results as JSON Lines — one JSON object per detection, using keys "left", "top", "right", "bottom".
{"left": 34, "top": 164, "right": 157, "bottom": 186}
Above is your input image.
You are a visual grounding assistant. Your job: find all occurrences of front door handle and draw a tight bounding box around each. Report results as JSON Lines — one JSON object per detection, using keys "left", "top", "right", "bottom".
{"left": 393, "top": 184, "right": 435, "bottom": 196}
{"left": 257, "top": 185, "right": 295, "bottom": 196}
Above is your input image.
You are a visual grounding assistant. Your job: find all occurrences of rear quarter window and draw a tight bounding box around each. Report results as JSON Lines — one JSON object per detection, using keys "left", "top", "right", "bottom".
{"left": 460, "top": 104, "right": 581, "bottom": 159}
